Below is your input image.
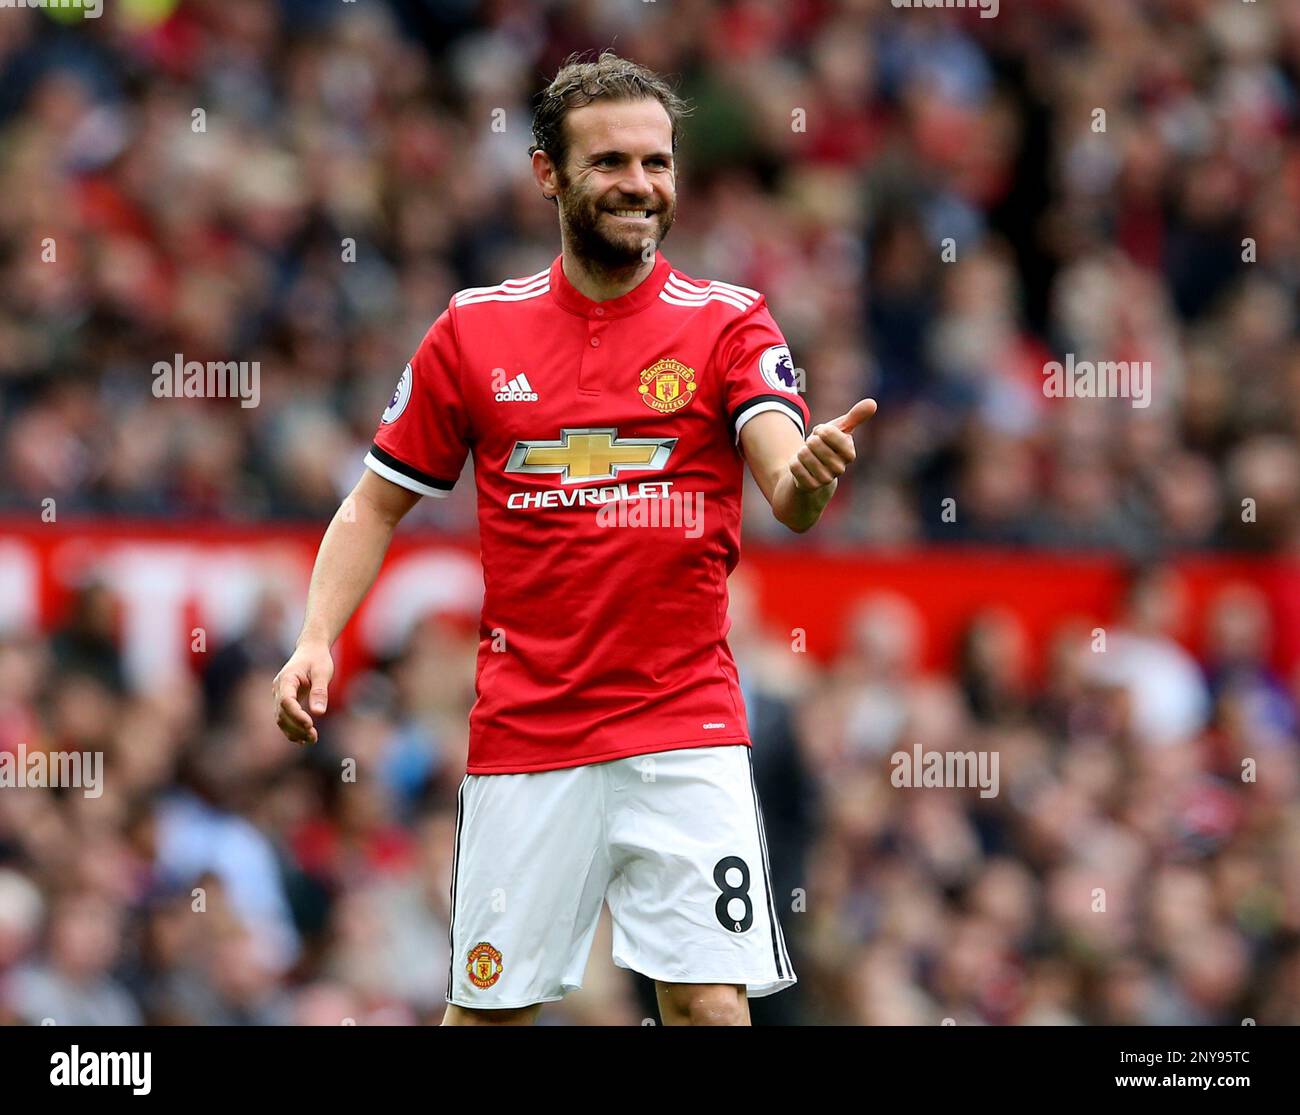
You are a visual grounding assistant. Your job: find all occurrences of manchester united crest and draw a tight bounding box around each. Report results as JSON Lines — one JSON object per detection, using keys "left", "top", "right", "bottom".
{"left": 639, "top": 358, "right": 697, "bottom": 414}
{"left": 466, "top": 941, "right": 504, "bottom": 989}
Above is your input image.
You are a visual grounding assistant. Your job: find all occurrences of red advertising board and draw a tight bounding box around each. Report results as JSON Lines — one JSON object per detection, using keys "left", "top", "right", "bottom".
{"left": 1, "top": 518, "right": 1297, "bottom": 694}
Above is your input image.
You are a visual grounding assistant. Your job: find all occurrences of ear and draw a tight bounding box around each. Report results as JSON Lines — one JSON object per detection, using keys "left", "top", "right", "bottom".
{"left": 532, "top": 149, "right": 560, "bottom": 199}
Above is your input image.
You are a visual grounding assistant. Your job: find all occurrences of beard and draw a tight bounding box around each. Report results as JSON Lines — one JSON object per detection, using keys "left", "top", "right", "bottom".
{"left": 556, "top": 177, "right": 676, "bottom": 270}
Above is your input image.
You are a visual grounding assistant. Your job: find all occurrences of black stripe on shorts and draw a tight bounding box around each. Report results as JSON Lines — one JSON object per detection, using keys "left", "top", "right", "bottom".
{"left": 745, "top": 749, "right": 787, "bottom": 981}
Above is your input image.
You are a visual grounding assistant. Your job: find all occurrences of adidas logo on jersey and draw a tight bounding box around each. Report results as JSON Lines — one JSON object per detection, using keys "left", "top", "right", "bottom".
{"left": 495, "top": 373, "right": 539, "bottom": 402}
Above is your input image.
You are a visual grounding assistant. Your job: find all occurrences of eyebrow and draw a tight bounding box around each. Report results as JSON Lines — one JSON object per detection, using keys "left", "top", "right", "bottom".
{"left": 584, "top": 150, "right": 674, "bottom": 163}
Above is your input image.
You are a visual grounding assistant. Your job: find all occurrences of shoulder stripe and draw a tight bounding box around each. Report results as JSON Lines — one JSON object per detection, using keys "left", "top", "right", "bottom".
{"left": 664, "top": 274, "right": 760, "bottom": 302}
{"left": 453, "top": 270, "right": 549, "bottom": 305}
{"left": 712, "top": 278, "right": 761, "bottom": 300}
{"left": 660, "top": 289, "right": 751, "bottom": 312}
{"left": 455, "top": 268, "right": 548, "bottom": 296}
{"left": 456, "top": 283, "right": 550, "bottom": 307}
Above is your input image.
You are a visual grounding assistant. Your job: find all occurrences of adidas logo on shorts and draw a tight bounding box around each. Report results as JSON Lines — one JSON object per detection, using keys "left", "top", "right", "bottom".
{"left": 495, "top": 373, "right": 539, "bottom": 402}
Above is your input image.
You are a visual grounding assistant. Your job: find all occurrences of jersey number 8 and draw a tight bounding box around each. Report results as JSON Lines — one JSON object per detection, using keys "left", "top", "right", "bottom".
{"left": 713, "top": 856, "right": 754, "bottom": 933}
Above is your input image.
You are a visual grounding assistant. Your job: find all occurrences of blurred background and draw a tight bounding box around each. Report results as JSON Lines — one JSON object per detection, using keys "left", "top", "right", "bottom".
{"left": 2, "top": 0, "right": 1300, "bottom": 1025}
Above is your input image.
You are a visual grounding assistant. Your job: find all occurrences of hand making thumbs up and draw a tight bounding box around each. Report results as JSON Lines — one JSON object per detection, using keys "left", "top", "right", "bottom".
{"left": 790, "top": 398, "right": 878, "bottom": 492}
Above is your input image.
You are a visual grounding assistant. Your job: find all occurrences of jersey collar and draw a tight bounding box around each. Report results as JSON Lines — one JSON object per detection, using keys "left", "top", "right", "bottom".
{"left": 548, "top": 251, "right": 672, "bottom": 319}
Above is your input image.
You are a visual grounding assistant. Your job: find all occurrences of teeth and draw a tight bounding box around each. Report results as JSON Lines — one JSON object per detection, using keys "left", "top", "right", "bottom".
{"left": 610, "top": 209, "right": 648, "bottom": 218}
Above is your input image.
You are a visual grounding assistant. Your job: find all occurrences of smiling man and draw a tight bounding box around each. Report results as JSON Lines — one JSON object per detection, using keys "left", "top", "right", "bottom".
{"left": 273, "top": 51, "right": 875, "bottom": 1026}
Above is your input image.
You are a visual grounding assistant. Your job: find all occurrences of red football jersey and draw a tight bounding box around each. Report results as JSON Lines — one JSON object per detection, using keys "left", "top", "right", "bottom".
{"left": 366, "top": 252, "right": 810, "bottom": 773}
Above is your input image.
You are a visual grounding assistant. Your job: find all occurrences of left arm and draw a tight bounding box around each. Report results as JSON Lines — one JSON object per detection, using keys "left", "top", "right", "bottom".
{"left": 740, "top": 398, "right": 877, "bottom": 533}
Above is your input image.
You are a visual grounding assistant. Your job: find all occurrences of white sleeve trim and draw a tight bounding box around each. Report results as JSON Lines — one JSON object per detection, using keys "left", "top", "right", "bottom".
{"left": 363, "top": 451, "right": 453, "bottom": 498}
{"left": 733, "top": 399, "right": 806, "bottom": 444}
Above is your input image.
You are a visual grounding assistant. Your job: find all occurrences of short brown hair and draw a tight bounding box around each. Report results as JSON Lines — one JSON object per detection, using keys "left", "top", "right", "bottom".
{"left": 529, "top": 50, "right": 692, "bottom": 179}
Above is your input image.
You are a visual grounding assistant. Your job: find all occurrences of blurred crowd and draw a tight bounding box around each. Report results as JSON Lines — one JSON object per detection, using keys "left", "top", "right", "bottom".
{"left": 0, "top": 0, "right": 1298, "bottom": 550}
{"left": 1, "top": 561, "right": 1299, "bottom": 1025}
{"left": 2, "top": 0, "right": 1300, "bottom": 1026}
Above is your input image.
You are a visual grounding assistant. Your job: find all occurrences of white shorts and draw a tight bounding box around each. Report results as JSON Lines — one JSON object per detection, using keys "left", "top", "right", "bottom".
{"left": 446, "top": 743, "right": 797, "bottom": 1009}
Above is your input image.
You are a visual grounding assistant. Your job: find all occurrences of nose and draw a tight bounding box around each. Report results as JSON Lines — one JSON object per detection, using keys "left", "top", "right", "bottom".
{"left": 617, "top": 162, "right": 653, "bottom": 200}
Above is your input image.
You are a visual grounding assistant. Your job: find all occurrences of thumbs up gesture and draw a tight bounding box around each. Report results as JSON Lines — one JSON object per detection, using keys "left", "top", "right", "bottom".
{"left": 790, "top": 398, "right": 877, "bottom": 492}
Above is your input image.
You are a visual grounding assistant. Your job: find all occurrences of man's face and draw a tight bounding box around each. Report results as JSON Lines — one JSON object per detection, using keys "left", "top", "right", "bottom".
{"left": 551, "top": 98, "right": 677, "bottom": 268}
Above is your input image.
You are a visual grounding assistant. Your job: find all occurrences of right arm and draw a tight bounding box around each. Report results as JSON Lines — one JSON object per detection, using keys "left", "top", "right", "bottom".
{"left": 273, "top": 469, "right": 421, "bottom": 744}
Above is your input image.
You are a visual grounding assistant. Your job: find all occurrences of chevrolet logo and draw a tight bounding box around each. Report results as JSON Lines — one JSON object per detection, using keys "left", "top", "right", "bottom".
{"left": 504, "top": 428, "right": 676, "bottom": 484}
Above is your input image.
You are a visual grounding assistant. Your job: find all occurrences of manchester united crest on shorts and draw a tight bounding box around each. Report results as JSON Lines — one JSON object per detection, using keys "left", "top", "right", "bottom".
{"left": 639, "top": 358, "right": 697, "bottom": 414}
{"left": 466, "top": 941, "right": 504, "bottom": 989}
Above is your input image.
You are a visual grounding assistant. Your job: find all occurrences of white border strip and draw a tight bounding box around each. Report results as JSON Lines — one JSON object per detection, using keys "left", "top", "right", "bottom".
{"left": 733, "top": 399, "right": 805, "bottom": 443}
{"left": 364, "top": 451, "right": 453, "bottom": 498}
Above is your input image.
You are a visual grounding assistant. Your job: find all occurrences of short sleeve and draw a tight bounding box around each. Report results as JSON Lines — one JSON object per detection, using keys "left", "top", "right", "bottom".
{"left": 365, "top": 306, "right": 470, "bottom": 498}
{"left": 718, "top": 298, "right": 811, "bottom": 443}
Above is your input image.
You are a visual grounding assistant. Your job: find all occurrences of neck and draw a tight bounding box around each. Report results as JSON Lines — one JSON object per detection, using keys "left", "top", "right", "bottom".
{"left": 560, "top": 240, "right": 656, "bottom": 302}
